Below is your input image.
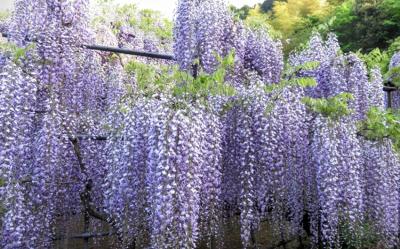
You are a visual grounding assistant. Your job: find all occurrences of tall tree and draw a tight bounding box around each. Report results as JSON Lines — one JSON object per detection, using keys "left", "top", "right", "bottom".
{"left": 260, "top": 0, "right": 275, "bottom": 12}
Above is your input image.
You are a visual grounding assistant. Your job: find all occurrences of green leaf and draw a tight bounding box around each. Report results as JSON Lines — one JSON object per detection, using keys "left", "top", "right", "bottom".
{"left": 298, "top": 61, "right": 321, "bottom": 71}
{"left": 302, "top": 93, "right": 354, "bottom": 120}
{"left": 359, "top": 107, "right": 400, "bottom": 153}
{"left": 291, "top": 77, "right": 318, "bottom": 88}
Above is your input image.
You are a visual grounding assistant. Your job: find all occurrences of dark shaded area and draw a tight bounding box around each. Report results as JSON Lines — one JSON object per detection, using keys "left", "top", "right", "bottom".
{"left": 260, "top": 0, "right": 275, "bottom": 13}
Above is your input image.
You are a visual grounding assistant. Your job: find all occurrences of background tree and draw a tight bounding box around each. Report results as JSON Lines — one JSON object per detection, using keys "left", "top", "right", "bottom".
{"left": 331, "top": 0, "right": 400, "bottom": 52}
{"left": 233, "top": 0, "right": 400, "bottom": 56}
{"left": 230, "top": 4, "right": 252, "bottom": 20}
{"left": 260, "top": 0, "right": 275, "bottom": 12}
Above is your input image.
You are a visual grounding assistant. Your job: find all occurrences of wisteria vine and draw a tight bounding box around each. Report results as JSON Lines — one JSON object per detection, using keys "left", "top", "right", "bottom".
{"left": 0, "top": 0, "right": 399, "bottom": 249}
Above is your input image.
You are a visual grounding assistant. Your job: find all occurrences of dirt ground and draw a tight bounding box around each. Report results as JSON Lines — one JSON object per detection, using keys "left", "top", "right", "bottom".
{"left": 52, "top": 215, "right": 308, "bottom": 249}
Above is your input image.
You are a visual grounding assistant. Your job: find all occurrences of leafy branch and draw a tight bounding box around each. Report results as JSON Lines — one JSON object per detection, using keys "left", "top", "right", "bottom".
{"left": 358, "top": 107, "right": 400, "bottom": 152}
{"left": 302, "top": 92, "right": 354, "bottom": 120}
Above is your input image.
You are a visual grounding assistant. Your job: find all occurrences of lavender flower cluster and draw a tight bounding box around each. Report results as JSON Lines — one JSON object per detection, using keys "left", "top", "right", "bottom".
{"left": 389, "top": 52, "right": 400, "bottom": 109}
{"left": 104, "top": 97, "right": 224, "bottom": 249}
{"left": 1, "top": 0, "right": 117, "bottom": 247}
{"left": 1, "top": 0, "right": 400, "bottom": 249}
{"left": 289, "top": 34, "right": 399, "bottom": 248}
{"left": 290, "top": 33, "right": 386, "bottom": 119}
{"left": 174, "top": 0, "right": 283, "bottom": 84}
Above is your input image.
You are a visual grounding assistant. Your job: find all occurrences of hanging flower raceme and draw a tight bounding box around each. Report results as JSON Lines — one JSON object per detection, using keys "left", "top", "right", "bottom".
{"left": 368, "top": 68, "right": 386, "bottom": 110}
{"left": 290, "top": 33, "right": 385, "bottom": 119}
{"left": 104, "top": 99, "right": 159, "bottom": 248}
{"left": 0, "top": 18, "right": 8, "bottom": 35}
{"left": 309, "top": 116, "right": 364, "bottom": 248}
{"left": 342, "top": 54, "right": 371, "bottom": 120}
{"left": 174, "top": 0, "right": 198, "bottom": 72}
{"left": 235, "top": 96, "right": 259, "bottom": 248}
{"left": 289, "top": 33, "right": 340, "bottom": 98}
{"left": 174, "top": 0, "right": 283, "bottom": 84}
{"left": 310, "top": 116, "right": 341, "bottom": 247}
{"left": 257, "top": 86, "right": 309, "bottom": 241}
{"left": 389, "top": 52, "right": 400, "bottom": 109}
{"left": 8, "top": 0, "right": 46, "bottom": 46}
{"left": 0, "top": 61, "right": 37, "bottom": 248}
{"left": 198, "top": 110, "right": 224, "bottom": 246}
{"left": 29, "top": 96, "right": 80, "bottom": 245}
{"left": 195, "top": 0, "right": 227, "bottom": 73}
{"left": 361, "top": 139, "right": 400, "bottom": 247}
{"left": 104, "top": 97, "right": 225, "bottom": 249}
{"left": 244, "top": 30, "right": 283, "bottom": 84}
{"left": 1, "top": 0, "right": 114, "bottom": 247}
{"left": 220, "top": 84, "right": 309, "bottom": 247}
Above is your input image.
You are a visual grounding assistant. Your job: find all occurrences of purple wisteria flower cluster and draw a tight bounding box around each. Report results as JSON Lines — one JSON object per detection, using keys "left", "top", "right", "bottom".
{"left": 0, "top": 0, "right": 119, "bottom": 247}
{"left": 219, "top": 84, "right": 309, "bottom": 246}
{"left": 1, "top": 0, "right": 400, "bottom": 249}
{"left": 104, "top": 97, "right": 224, "bottom": 249}
{"left": 289, "top": 34, "right": 399, "bottom": 248}
{"left": 174, "top": 0, "right": 283, "bottom": 84}
{"left": 389, "top": 52, "right": 400, "bottom": 109}
{"left": 289, "top": 33, "right": 384, "bottom": 118}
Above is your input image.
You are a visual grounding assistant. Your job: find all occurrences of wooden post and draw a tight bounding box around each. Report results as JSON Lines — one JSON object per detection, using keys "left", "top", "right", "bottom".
{"left": 192, "top": 64, "right": 198, "bottom": 78}
{"left": 250, "top": 228, "right": 257, "bottom": 249}
{"left": 83, "top": 210, "right": 90, "bottom": 249}
{"left": 388, "top": 90, "right": 393, "bottom": 108}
